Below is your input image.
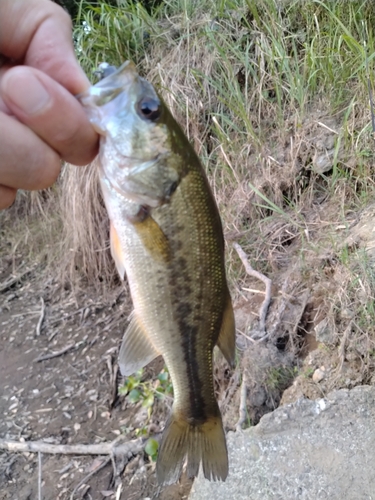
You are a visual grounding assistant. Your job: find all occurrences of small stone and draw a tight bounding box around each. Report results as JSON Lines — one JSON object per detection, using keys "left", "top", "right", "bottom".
{"left": 314, "top": 318, "right": 336, "bottom": 345}
{"left": 249, "top": 388, "right": 266, "bottom": 407}
{"left": 341, "top": 308, "right": 355, "bottom": 320}
{"left": 312, "top": 150, "right": 334, "bottom": 173}
{"left": 312, "top": 367, "right": 325, "bottom": 383}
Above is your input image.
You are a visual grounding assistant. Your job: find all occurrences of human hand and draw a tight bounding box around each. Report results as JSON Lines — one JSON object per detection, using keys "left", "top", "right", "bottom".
{"left": 0, "top": 0, "right": 98, "bottom": 209}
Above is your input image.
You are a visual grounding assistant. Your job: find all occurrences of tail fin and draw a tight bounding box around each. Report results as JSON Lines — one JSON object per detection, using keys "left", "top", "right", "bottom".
{"left": 156, "top": 413, "right": 228, "bottom": 486}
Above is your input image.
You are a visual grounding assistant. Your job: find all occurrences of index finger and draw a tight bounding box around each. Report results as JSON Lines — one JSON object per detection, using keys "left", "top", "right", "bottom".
{"left": 0, "top": 0, "right": 89, "bottom": 95}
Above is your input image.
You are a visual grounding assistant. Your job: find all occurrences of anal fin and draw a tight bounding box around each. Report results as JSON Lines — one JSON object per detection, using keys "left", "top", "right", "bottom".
{"left": 217, "top": 293, "right": 236, "bottom": 368}
{"left": 119, "top": 314, "right": 160, "bottom": 376}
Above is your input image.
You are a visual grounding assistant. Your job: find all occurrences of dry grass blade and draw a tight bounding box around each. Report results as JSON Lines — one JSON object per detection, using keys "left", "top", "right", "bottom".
{"left": 34, "top": 343, "right": 76, "bottom": 362}
{"left": 58, "top": 162, "right": 119, "bottom": 290}
{"left": 35, "top": 297, "right": 45, "bottom": 337}
{"left": 38, "top": 452, "right": 42, "bottom": 500}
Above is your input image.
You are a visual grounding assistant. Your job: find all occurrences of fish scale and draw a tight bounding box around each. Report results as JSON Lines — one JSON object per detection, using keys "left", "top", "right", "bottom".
{"left": 78, "top": 61, "right": 236, "bottom": 486}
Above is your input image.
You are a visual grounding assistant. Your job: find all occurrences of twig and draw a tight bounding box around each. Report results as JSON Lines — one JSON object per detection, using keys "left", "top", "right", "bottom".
{"left": 0, "top": 267, "right": 34, "bottom": 293}
{"left": 221, "top": 369, "right": 240, "bottom": 414}
{"left": 266, "top": 274, "right": 292, "bottom": 340}
{"left": 316, "top": 121, "right": 338, "bottom": 135}
{"left": 70, "top": 456, "right": 111, "bottom": 500}
{"left": 2, "top": 437, "right": 145, "bottom": 500}
{"left": 116, "top": 483, "right": 123, "bottom": 500}
{"left": 236, "top": 372, "right": 248, "bottom": 432}
{"left": 233, "top": 242, "right": 272, "bottom": 336}
{"left": 47, "top": 330, "right": 59, "bottom": 342}
{"left": 38, "top": 452, "right": 42, "bottom": 500}
{"left": 337, "top": 320, "right": 353, "bottom": 373}
{"left": 34, "top": 343, "right": 75, "bottom": 362}
{"left": 106, "top": 355, "right": 119, "bottom": 409}
{"left": 0, "top": 437, "right": 144, "bottom": 457}
{"left": 242, "top": 287, "right": 266, "bottom": 294}
{"left": 35, "top": 297, "right": 45, "bottom": 337}
{"left": 237, "top": 330, "right": 256, "bottom": 344}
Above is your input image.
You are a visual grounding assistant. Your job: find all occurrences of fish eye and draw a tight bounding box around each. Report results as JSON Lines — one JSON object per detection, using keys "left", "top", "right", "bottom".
{"left": 137, "top": 98, "right": 162, "bottom": 121}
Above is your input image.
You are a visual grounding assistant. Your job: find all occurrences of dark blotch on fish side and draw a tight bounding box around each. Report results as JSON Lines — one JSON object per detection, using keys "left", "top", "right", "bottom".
{"left": 176, "top": 302, "right": 206, "bottom": 422}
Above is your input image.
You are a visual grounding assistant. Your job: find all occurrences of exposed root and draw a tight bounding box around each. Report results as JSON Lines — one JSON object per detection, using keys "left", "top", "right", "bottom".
{"left": 0, "top": 437, "right": 143, "bottom": 457}
{"left": 235, "top": 372, "right": 248, "bottom": 432}
{"left": 233, "top": 242, "right": 272, "bottom": 338}
{"left": 0, "top": 266, "right": 36, "bottom": 293}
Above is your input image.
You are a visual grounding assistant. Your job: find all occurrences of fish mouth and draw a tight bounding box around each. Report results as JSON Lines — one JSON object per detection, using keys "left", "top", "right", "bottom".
{"left": 77, "top": 61, "right": 138, "bottom": 105}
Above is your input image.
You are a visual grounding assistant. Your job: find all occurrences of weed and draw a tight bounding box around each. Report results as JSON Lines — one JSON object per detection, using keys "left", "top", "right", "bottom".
{"left": 265, "top": 366, "right": 297, "bottom": 392}
{"left": 303, "top": 367, "right": 315, "bottom": 379}
{"left": 118, "top": 368, "right": 172, "bottom": 425}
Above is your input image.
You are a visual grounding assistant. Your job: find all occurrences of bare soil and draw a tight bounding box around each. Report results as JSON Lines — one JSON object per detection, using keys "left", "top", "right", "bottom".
{"left": 0, "top": 251, "right": 300, "bottom": 500}
{"left": 0, "top": 257, "right": 192, "bottom": 500}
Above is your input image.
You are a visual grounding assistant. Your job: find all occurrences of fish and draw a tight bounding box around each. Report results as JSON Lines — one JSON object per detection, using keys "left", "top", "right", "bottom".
{"left": 78, "top": 61, "right": 236, "bottom": 485}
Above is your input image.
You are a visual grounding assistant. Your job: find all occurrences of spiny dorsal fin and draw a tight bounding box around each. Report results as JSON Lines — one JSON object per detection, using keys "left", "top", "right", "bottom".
{"left": 217, "top": 293, "right": 236, "bottom": 368}
{"left": 119, "top": 314, "right": 160, "bottom": 376}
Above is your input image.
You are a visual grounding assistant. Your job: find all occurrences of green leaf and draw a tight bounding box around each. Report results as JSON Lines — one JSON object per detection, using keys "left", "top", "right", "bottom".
{"left": 128, "top": 389, "right": 141, "bottom": 403}
{"left": 157, "top": 371, "right": 169, "bottom": 383}
{"left": 118, "top": 385, "right": 128, "bottom": 396}
{"left": 142, "top": 394, "right": 154, "bottom": 408}
{"left": 145, "top": 438, "right": 159, "bottom": 457}
{"left": 124, "top": 376, "right": 139, "bottom": 392}
{"left": 135, "top": 427, "right": 148, "bottom": 437}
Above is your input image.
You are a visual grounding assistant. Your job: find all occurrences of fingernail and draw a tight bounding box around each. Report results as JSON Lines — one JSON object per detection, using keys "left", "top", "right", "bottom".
{"left": 2, "top": 67, "right": 50, "bottom": 115}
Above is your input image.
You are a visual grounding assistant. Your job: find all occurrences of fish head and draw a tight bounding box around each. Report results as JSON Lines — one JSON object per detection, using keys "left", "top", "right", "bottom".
{"left": 78, "top": 61, "right": 181, "bottom": 209}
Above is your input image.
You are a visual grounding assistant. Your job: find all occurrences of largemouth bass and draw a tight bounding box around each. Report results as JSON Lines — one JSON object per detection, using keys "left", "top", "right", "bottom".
{"left": 78, "top": 61, "right": 235, "bottom": 485}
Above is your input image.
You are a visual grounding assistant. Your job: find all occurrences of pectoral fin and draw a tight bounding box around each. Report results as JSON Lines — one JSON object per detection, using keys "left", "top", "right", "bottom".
{"left": 110, "top": 222, "right": 126, "bottom": 280}
{"left": 133, "top": 215, "right": 170, "bottom": 263}
{"left": 119, "top": 314, "right": 160, "bottom": 376}
{"left": 217, "top": 294, "right": 236, "bottom": 368}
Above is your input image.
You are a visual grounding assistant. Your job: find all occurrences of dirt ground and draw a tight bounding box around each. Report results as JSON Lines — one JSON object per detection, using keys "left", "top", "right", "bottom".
{"left": 0, "top": 256, "right": 193, "bottom": 500}
{"left": 0, "top": 250, "right": 301, "bottom": 499}
{"left": 0, "top": 248, "right": 312, "bottom": 500}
